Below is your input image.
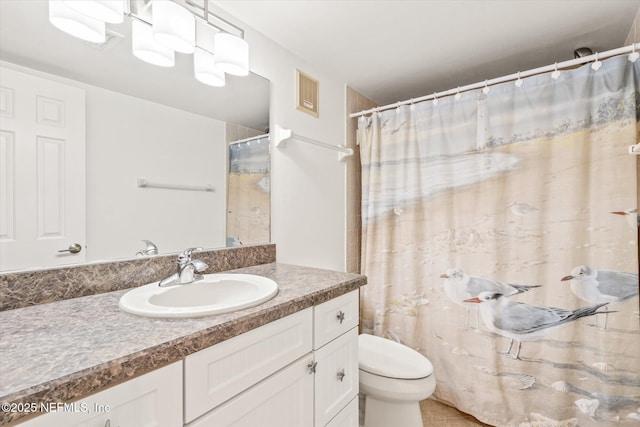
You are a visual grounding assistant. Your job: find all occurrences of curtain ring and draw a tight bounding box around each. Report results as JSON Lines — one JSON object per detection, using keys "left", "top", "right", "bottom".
{"left": 482, "top": 79, "right": 490, "bottom": 94}
{"left": 591, "top": 52, "right": 602, "bottom": 70}
{"left": 454, "top": 86, "right": 461, "bottom": 100}
{"left": 551, "top": 62, "right": 560, "bottom": 79}
{"left": 515, "top": 71, "right": 523, "bottom": 87}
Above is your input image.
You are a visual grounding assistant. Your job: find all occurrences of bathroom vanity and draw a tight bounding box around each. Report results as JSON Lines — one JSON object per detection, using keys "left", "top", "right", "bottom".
{"left": 0, "top": 261, "right": 365, "bottom": 426}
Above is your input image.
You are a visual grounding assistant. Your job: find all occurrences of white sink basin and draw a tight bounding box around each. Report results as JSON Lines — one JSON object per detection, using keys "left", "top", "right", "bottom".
{"left": 118, "top": 273, "right": 278, "bottom": 318}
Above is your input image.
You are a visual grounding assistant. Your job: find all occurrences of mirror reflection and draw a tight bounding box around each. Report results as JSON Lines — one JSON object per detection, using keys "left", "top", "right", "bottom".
{"left": 227, "top": 135, "right": 271, "bottom": 247}
{"left": 0, "top": 0, "right": 270, "bottom": 272}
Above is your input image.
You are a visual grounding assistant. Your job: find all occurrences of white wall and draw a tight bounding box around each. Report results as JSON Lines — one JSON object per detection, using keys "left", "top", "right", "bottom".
{"left": 625, "top": 5, "right": 640, "bottom": 44}
{"left": 209, "top": 5, "right": 348, "bottom": 272}
{"left": 85, "top": 87, "right": 227, "bottom": 261}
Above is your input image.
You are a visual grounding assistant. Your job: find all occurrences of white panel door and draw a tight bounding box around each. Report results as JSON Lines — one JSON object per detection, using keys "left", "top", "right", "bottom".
{"left": 0, "top": 66, "right": 85, "bottom": 270}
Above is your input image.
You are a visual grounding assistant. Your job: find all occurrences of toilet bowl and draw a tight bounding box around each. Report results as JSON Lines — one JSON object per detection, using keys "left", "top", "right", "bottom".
{"left": 359, "top": 334, "right": 435, "bottom": 427}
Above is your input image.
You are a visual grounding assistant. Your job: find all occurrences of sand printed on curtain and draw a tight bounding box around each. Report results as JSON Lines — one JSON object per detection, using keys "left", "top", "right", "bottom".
{"left": 359, "top": 56, "right": 639, "bottom": 426}
{"left": 227, "top": 136, "right": 270, "bottom": 246}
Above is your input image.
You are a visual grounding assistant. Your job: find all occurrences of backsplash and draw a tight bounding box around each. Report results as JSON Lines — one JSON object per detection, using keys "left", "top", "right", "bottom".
{"left": 0, "top": 244, "right": 276, "bottom": 311}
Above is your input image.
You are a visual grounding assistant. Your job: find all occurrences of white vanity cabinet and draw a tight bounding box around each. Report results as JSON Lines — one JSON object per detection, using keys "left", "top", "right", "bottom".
{"left": 18, "top": 361, "right": 182, "bottom": 427}
{"left": 325, "top": 397, "right": 359, "bottom": 427}
{"left": 185, "top": 290, "right": 360, "bottom": 427}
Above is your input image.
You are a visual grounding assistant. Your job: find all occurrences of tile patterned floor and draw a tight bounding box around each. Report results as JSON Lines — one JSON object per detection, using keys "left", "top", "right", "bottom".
{"left": 420, "top": 398, "right": 492, "bottom": 427}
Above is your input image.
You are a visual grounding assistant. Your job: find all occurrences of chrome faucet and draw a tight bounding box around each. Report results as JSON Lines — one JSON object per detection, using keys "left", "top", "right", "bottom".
{"left": 136, "top": 240, "right": 158, "bottom": 256}
{"left": 158, "top": 247, "right": 209, "bottom": 287}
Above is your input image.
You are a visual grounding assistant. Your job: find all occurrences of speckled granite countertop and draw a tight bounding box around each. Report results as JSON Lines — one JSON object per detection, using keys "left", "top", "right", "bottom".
{"left": 0, "top": 263, "right": 366, "bottom": 425}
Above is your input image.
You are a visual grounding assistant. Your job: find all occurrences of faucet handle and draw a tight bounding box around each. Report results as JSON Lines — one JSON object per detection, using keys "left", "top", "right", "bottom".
{"left": 178, "top": 247, "right": 203, "bottom": 263}
{"left": 191, "top": 259, "right": 208, "bottom": 273}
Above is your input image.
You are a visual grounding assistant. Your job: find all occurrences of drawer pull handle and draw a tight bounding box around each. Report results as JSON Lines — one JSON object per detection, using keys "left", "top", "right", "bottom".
{"left": 104, "top": 421, "right": 110, "bottom": 427}
{"left": 307, "top": 361, "right": 318, "bottom": 374}
{"left": 337, "top": 369, "right": 346, "bottom": 382}
{"left": 336, "top": 310, "right": 346, "bottom": 324}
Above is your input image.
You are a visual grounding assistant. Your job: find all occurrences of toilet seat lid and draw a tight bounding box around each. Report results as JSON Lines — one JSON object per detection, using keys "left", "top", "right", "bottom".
{"left": 359, "top": 334, "right": 433, "bottom": 379}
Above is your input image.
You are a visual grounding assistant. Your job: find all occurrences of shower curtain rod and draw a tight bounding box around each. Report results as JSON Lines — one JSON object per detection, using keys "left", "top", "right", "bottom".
{"left": 229, "top": 133, "right": 270, "bottom": 146}
{"left": 350, "top": 43, "right": 640, "bottom": 118}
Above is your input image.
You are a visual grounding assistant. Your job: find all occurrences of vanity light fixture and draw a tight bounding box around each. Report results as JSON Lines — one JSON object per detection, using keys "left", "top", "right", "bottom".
{"left": 214, "top": 32, "right": 249, "bottom": 76}
{"left": 132, "top": 19, "right": 175, "bottom": 67}
{"left": 152, "top": 0, "right": 195, "bottom": 54}
{"left": 48, "top": 0, "right": 251, "bottom": 88}
{"left": 63, "top": 0, "right": 124, "bottom": 24}
{"left": 194, "top": 47, "right": 226, "bottom": 87}
{"left": 49, "top": 0, "right": 106, "bottom": 43}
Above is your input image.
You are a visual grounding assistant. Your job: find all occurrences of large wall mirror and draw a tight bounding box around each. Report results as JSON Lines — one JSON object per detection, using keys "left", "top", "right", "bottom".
{"left": 0, "top": 0, "right": 270, "bottom": 272}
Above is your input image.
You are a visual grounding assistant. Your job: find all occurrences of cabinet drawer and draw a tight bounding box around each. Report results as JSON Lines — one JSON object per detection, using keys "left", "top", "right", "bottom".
{"left": 314, "top": 327, "right": 359, "bottom": 427}
{"left": 314, "top": 290, "right": 359, "bottom": 349}
{"left": 325, "top": 396, "right": 359, "bottom": 427}
{"left": 184, "top": 308, "right": 313, "bottom": 423}
{"left": 19, "top": 361, "right": 183, "bottom": 427}
{"left": 187, "top": 355, "right": 314, "bottom": 427}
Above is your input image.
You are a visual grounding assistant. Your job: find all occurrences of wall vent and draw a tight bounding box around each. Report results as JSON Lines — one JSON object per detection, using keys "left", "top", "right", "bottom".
{"left": 296, "top": 69, "right": 319, "bottom": 118}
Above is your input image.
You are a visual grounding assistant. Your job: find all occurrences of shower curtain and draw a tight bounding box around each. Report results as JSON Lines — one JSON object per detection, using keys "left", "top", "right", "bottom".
{"left": 358, "top": 56, "right": 639, "bottom": 426}
{"left": 226, "top": 135, "right": 270, "bottom": 246}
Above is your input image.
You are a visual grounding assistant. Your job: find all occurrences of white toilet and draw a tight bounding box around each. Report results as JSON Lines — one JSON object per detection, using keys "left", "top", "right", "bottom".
{"left": 358, "top": 334, "right": 436, "bottom": 427}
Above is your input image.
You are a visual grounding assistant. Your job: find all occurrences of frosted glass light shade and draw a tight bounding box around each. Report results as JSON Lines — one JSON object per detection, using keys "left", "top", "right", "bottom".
{"left": 49, "top": 0, "right": 106, "bottom": 43}
{"left": 214, "top": 32, "right": 249, "bottom": 76}
{"left": 194, "top": 48, "right": 225, "bottom": 87}
{"left": 152, "top": 1, "right": 195, "bottom": 54}
{"left": 132, "top": 20, "right": 175, "bottom": 67}
{"left": 63, "top": 0, "right": 124, "bottom": 24}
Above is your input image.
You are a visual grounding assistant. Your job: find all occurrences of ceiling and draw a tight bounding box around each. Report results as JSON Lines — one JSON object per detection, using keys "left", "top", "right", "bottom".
{"left": 214, "top": 0, "right": 640, "bottom": 106}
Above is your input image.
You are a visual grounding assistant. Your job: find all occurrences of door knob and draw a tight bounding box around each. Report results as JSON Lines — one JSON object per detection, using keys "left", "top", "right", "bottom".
{"left": 336, "top": 310, "right": 346, "bottom": 324}
{"left": 58, "top": 243, "right": 82, "bottom": 254}
{"left": 336, "top": 369, "right": 346, "bottom": 382}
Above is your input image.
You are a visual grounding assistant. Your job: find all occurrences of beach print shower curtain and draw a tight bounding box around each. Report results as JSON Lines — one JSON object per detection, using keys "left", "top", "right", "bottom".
{"left": 359, "top": 56, "right": 639, "bottom": 426}
{"left": 226, "top": 136, "right": 270, "bottom": 245}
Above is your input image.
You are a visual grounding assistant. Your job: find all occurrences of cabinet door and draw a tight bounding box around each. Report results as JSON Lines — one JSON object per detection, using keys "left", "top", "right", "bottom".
{"left": 18, "top": 362, "right": 182, "bottom": 427}
{"left": 184, "top": 308, "right": 313, "bottom": 422}
{"left": 188, "top": 355, "right": 314, "bottom": 427}
{"left": 325, "top": 396, "right": 358, "bottom": 427}
{"left": 314, "top": 328, "right": 359, "bottom": 427}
